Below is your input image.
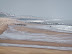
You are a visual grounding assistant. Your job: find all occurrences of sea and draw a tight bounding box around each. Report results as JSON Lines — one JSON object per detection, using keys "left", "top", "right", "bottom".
{"left": 18, "top": 18, "right": 72, "bottom": 33}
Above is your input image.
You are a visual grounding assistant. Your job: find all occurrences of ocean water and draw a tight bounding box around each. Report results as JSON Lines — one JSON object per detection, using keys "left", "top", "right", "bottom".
{"left": 18, "top": 18, "right": 72, "bottom": 33}
{"left": 18, "top": 18, "right": 72, "bottom": 25}
{"left": 0, "top": 24, "right": 72, "bottom": 50}
{"left": 0, "top": 25, "right": 72, "bottom": 50}
{"left": 0, "top": 25, "right": 72, "bottom": 44}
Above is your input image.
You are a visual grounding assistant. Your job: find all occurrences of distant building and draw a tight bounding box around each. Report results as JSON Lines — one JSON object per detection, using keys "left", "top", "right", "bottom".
{"left": 0, "top": 12, "right": 14, "bottom": 17}
{"left": 0, "top": 12, "right": 7, "bottom": 17}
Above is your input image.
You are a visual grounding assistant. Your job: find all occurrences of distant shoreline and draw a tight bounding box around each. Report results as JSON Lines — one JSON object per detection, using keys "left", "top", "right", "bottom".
{"left": 0, "top": 17, "right": 72, "bottom": 34}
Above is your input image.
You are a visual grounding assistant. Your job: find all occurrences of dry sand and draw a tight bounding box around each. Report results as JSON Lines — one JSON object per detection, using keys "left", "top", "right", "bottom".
{"left": 0, "top": 18, "right": 12, "bottom": 34}
{"left": 0, "top": 24, "right": 8, "bottom": 34}
{"left": 0, "top": 17, "right": 22, "bottom": 34}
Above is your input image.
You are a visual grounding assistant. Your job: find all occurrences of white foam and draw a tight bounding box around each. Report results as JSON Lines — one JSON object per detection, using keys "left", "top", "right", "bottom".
{"left": 0, "top": 25, "right": 72, "bottom": 44}
{"left": 52, "top": 25, "right": 72, "bottom": 31}
{"left": 0, "top": 43, "right": 72, "bottom": 51}
{"left": 26, "top": 25, "right": 72, "bottom": 33}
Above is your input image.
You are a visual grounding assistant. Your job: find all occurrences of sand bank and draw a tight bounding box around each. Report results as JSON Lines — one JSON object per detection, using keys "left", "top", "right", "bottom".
{"left": 0, "top": 46, "right": 72, "bottom": 54}
{"left": 0, "top": 24, "right": 8, "bottom": 34}
{"left": 14, "top": 26, "right": 72, "bottom": 35}
{"left": 0, "top": 17, "right": 21, "bottom": 34}
{"left": 0, "top": 39, "right": 72, "bottom": 47}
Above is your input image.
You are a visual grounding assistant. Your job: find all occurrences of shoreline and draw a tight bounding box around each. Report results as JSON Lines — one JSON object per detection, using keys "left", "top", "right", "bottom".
{"left": 0, "top": 46, "right": 72, "bottom": 54}
{"left": 14, "top": 25, "right": 72, "bottom": 35}
{"left": 0, "top": 18, "right": 72, "bottom": 35}
{"left": 0, "top": 39, "right": 72, "bottom": 47}
{"left": 0, "top": 24, "right": 8, "bottom": 34}
{"left": 0, "top": 43, "right": 72, "bottom": 51}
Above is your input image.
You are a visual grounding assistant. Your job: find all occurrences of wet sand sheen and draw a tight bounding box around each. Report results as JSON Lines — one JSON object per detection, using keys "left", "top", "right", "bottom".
{"left": 0, "top": 43, "right": 72, "bottom": 50}
{"left": 0, "top": 46, "right": 72, "bottom": 54}
{"left": 15, "top": 26, "right": 72, "bottom": 35}
{"left": 0, "top": 39, "right": 72, "bottom": 47}
{"left": 1, "top": 25, "right": 72, "bottom": 44}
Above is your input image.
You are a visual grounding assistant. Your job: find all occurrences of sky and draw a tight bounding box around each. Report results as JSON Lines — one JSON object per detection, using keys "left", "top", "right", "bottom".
{"left": 0, "top": 0, "right": 72, "bottom": 19}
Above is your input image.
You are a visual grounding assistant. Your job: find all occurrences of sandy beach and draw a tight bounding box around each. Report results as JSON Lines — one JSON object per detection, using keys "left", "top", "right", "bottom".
{"left": 0, "top": 46, "right": 72, "bottom": 54}
{"left": 0, "top": 17, "right": 72, "bottom": 54}
{"left": 0, "top": 24, "right": 8, "bottom": 34}
{"left": 14, "top": 25, "right": 72, "bottom": 35}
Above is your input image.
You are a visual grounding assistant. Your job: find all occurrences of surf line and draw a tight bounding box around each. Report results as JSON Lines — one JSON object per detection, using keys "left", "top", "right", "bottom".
{"left": 0, "top": 43, "right": 72, "bottom": 51}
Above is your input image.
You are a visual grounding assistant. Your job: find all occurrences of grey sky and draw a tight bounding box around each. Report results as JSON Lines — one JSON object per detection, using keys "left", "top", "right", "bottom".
{"left": 0, "top": 0, "right": 72, "bottom": 19}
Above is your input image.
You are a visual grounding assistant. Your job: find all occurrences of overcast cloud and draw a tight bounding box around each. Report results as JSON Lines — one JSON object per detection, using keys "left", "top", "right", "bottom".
{"left": 0, "top": 0, "right": 72, "bottom": 19}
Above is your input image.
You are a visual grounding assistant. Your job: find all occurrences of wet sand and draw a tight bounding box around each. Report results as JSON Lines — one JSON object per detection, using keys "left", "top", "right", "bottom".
{"left": 0, "top": 46, "right": 72, "bottom": 54}
{"left": 14, "top": 26, "right": 72, "bottom": 35}
{"left": 0, "top": 39, "right": 72, "bottom": 47}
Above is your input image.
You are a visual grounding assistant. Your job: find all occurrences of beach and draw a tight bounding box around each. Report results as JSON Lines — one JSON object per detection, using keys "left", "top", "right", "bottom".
{"left": 0, "top": 46, "right": 72, "bottom": 54}
{"left": 0, "top": 17, "right": 72, "bottom": 54}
